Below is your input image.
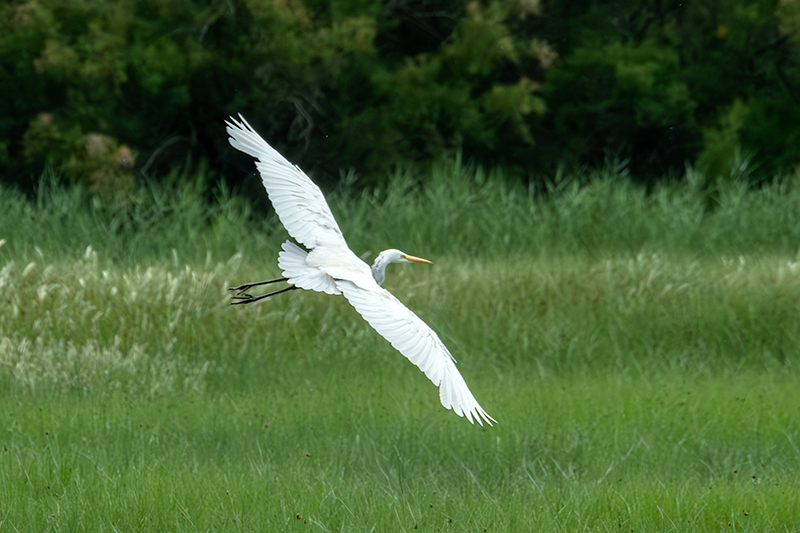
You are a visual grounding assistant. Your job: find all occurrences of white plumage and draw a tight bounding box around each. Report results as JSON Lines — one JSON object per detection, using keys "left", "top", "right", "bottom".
{"left": 226, "top": 115, "right": 494, "bottom": 426}
{"left": 278, "top": 241, "right": 341, "bottom": 295}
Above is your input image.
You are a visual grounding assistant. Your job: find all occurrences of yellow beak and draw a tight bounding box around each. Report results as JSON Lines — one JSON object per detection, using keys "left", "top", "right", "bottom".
{"left": 403, "top": 254, "right": 433, "bottom": 264}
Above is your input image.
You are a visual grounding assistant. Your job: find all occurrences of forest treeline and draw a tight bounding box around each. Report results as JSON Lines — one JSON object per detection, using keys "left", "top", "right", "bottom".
{"left": 2, "top": 0, "right": 799, "bottom": 195}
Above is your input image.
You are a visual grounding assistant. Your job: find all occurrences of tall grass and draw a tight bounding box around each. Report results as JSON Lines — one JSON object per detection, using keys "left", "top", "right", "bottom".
{"left": 2, "top": 163, "right": 800, "bottom": 267}
{"left": 0, "top": 173, "right": 271, "bottom": 265}
{"left": 2, "top": 165, "right": 800, "bottom": 530}
{"left": 348, "top": 163, "right": 800, "bottom": 258}
{"left": 2, "top": 246, "right": 798, "bottom": 396}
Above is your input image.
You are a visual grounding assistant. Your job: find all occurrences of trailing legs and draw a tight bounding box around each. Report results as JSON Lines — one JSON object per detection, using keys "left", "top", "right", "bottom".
{"left": 228, "top": 277, "right": 298, "bottom": 305}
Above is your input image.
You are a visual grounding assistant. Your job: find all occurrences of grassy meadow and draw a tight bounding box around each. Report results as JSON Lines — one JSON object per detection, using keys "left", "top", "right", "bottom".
{"left": 2, "top": 165, "right": 800, "bottom": 531}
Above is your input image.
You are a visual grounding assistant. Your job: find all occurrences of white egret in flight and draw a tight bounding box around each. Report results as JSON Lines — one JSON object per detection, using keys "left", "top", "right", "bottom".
{"left": 226, "top": 116, "right": 494, "bottom": 426}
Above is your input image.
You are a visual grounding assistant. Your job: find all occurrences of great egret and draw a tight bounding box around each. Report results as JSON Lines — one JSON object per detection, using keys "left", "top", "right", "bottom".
{"left": 226, "top": 115, "right": 495, "bottom": 426}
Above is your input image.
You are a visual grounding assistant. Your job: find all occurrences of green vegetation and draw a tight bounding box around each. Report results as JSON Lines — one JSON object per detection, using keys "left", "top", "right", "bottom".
{"left": 4, "top": 163, "right": 800, "bottom": 265}
{"left": 3, "top": 0, "right": 800, "bottom": 188}
{"left": 2, "top": 167, "right": 800, "bottom": 530}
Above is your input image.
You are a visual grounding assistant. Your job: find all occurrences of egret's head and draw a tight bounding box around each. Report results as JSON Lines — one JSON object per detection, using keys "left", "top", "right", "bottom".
{"left": 382, "top": 249, "right": 433, "bottom": 265}
{"left": 371, "top": 249, "right": 432, "bottom": 286}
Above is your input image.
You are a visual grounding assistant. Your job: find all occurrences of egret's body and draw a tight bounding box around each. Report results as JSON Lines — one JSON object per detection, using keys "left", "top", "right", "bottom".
{"left": 226, "top": 116, "right": 494, "bottom": 426}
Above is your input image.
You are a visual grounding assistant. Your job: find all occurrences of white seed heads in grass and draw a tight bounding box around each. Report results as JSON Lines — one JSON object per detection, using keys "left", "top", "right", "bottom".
{"left": 226, "top": 252, "right": 243, "bottom": 271}
{"left": 22, "top": 262, "right": 36, "bottom": 277}
{"left": 36, "top": 285, "right": 48, "bottom": 302}
{"left": 0, "top": 334, "right": 211, "bottom": 395}
{"left": 0, "top": 238, "right": 6, "bottom": 250}
{"left": 0, "top": 254, "right": 220, "bottom": 395}
{"left": 0, "top": 263, "right": 13, "bottom": 290}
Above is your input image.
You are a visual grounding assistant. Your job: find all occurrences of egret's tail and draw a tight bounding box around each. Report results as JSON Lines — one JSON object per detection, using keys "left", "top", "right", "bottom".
{"left": 278, "top": 240, "right": 341, "bottom": 295}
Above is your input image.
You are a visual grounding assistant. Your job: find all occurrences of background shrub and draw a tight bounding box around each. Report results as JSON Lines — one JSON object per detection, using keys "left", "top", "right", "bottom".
{"left": 1, "top": 0, "right": 799, "bottom": 192}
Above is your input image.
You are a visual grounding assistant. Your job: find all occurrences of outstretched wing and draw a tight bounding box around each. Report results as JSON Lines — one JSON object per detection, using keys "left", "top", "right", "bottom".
{"left": 226, "top": 115, "right": 347, "bottom": 250}
{"left": 337, "top": 280, "right": 495, "bottom": 426}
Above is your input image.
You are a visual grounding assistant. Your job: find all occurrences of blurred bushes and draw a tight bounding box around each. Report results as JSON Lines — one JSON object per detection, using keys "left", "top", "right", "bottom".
{"left": 542, "top": 39, "right": 697, "bottom": 178}
{"left": 1, "top": 0, "right": 800, "bottom": 192}
{"left": 536, "top": 0, "right": 800, "bottom": 182}
{"left": 0, "top": 0, "right": 547, "bottom": 192}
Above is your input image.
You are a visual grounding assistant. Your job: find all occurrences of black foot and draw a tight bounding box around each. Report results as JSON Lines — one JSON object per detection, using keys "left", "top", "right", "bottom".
{"left": 228, "top": 277, "right": 288, "bottom": 293}
{"left": 229, "top": 284, "right": 299, "bottom": 305}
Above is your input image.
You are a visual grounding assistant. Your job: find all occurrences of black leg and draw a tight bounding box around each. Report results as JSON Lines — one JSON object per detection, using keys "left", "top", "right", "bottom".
{"left": 229, "top": 277, "right": 288, "bottom": 293}
{"left": 230, "top": 285, "right": 299, "bottom": 305}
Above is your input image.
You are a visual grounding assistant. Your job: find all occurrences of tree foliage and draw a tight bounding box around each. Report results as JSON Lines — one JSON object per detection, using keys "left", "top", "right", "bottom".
{"left": 1, "top": 0, "right": 799, "bottom": 193}
{"left": 537, "top": 0, "right": 800, "bottom": 181}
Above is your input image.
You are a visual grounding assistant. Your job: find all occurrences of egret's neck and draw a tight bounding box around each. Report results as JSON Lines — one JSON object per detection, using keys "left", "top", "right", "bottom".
{"left": 371, "top": 255, "right": 389, "bottom": 286}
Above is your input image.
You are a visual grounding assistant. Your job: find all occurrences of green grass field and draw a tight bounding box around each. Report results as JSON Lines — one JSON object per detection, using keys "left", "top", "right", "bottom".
{"left": 2, "top": 168, "right": 800, "bottom": 531}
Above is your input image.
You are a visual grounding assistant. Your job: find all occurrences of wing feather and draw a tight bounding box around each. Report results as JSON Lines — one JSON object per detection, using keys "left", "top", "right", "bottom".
{"left": 337, "top": 280, "right": 495, "bottom": 426}
{"left": 226, "top": 116, "right": 347, "bottom": 250}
